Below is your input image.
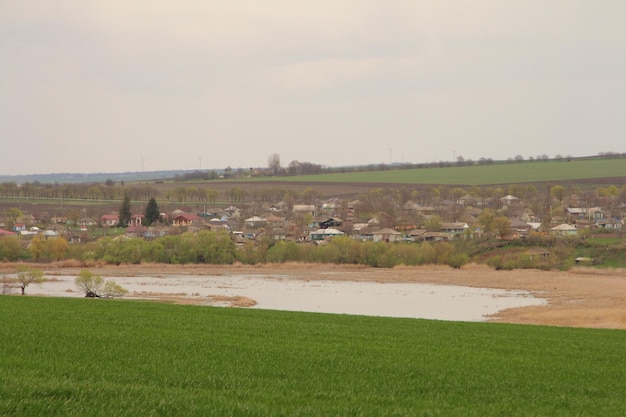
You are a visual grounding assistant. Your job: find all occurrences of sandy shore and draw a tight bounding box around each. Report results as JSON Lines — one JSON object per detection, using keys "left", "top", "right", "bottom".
{"left": 3, "top": 263, "right": 625, "bottom": 330}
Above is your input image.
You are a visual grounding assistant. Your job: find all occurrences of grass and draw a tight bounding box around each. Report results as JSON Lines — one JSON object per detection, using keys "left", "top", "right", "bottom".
{"left": 260, "top": 158, "right": 626, "bottom": 185}
{"left": 1, "top": 296, "right": 625, "bottom": 416}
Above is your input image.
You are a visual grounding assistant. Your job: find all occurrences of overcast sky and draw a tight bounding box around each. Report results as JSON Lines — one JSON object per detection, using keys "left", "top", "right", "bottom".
{"left": 1, "top": 1, "right": 625, "bottom": 176}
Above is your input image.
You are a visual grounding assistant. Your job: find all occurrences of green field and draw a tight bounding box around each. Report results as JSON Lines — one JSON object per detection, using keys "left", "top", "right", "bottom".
{"left": 1, "top": 296, "right": 625, "bottom": 416}
{"left": 263, "top": 158, "right": 626, "bottom": 186}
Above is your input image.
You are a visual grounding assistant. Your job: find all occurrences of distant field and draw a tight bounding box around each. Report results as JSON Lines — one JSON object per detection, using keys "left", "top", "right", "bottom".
{"left": 1, "top": 296, "right": 625, "bottom": 416}
{"left": 262, "top": 158, "right": 626, "bottom": 186}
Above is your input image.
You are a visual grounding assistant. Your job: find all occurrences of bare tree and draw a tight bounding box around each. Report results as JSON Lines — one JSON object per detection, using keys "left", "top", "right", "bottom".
{"left": 268, "top": 153, "right": 281, "bottom": 176}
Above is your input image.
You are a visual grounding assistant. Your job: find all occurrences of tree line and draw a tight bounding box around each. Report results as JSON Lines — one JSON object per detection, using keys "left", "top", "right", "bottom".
{"left": 1, "top": 229, "right": 585, "bottom": 270}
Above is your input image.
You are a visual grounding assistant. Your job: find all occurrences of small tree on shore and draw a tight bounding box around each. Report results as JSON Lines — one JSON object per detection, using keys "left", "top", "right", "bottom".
{"left": 75, "top": 270, "right": 127, "bottom": 298}
{"left": 102, "top": 280, "right": 128, "bottom": 298}
{"left": 75, "top": 270, "right": 103, "bottom": 297}
{"left": 17, "top": 267, "right": 44, "bottom": 295}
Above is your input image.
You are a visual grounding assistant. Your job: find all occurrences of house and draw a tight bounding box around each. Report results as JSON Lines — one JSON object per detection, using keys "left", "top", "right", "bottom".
{"left": 69, "top": 235, "right": 83, "bottom": 244}
{"left": 43, "top": 230, "right": 58, "bottom": 238}
{"left": 420, "top": 232, "right": 452, "bottom": 242}
{"left": 372, "top": 228, "right": 402, "bottom": 243}
{"left": 100, "top": 214, "right": 120, "bottom": 227}
{"left": 0, "top": 228, "right": 17, "bottom": 236}
{"left": 587, "top": 207, "right": 606, "bottom": 221}
{"left": 367, "top": 217, "right": 381, "bottom": 227}
{"left": 440, "top": 222, "right": 469, "bottom": 235}
{"left": 596, "top": 218, "right": 623, "bottom": 230}
{"left": 293, "top": 205, "right": 316, "bottom": 216}
{"left": 208, "top": 218, "right": 228, "bottom": 231}
{"left": 319, "top": 217, "right": 343, "bottom": 229}
{"left": 224, "top": 206, "right": 240, "bottom": 216}
{"left": 403, "top": 200, "right": 420, "bottom": 210}
{"left": 321, "top": 200, "right": 338, "bottom": 212}
{"left": 17, "top": 228, "right": 38, "bottom": 236}
{"left": 509, "top": 219, "right": 532, "bottom": 239}
{"left": 458, "top": 194, "right": 479, "bottom": 206}
{"left": 550, "top": 223, "right": 578, "bottom": 236}
{"left": 51, "top": 216, "right": 67, "bottom": 224}
{"left": 129, "top": 214, "right": 144, "bottom": 226}
{"left": 271, "top": 227, "right": 287, "bottom": 241}
{"left": 78, "top": 217, "right": 97, "bottom": 227}
{"left": 351, "top": 226, "right": 375, "bottom": 241}
{"left": 244, "top": 216, "right": 268, "bottom": 228}
{"left": 144, "top": 226, "right": 169, "bottom": 238}
{"left": 406, "top": 228, "right": 427, "bottom": 241}
{"left": 566, "top": 208, "right": 587, "bottom": 221}
{"left": 352, "top": 222, "right": 369, "bottom": 232}
{"left": 171, "top": 213, "right": 203, "bottom": 227}
{"left": 500, "top": 195, "right": 519, "bottom": 205}
{"left": 309, "top": 228, "right": 344, "bottom": 241}
{"left": 266, "top": 215, "right": 287, "bottom": 227}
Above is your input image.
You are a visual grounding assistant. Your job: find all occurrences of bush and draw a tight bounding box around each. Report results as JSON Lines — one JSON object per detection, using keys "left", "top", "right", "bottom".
{"left": 447, "top": 252, "right": 470, "bottom": 269}
{"left": 0, "top": 236, "right": 23, "bottom": 262}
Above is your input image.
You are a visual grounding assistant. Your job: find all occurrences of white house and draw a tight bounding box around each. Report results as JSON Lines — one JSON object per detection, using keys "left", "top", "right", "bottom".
{"left": 371, "top": 228, "right": 402, "bottom": 243}
{"left": 309, "top": 228, "right": 344, "bottom": 241}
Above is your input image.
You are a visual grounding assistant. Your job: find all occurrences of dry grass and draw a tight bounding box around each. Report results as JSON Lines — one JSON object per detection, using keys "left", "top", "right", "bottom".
{"left": 208, "top": 295, "right": 257, "bottom": 307}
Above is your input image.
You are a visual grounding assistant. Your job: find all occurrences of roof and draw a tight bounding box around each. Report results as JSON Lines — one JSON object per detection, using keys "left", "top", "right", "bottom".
{"left": 550, "top": 223, "right": 577, "bottom": 231}
{"left": 245, "top": 216, "right": 267, "bottom": 222}
{"left": 500, "top": 195, "right": 519, "bottom": 201}
{"left": 293, "top": 205, "right": 316, "bottom": 212}
{"left": 566, "top": 208, "right": 586, "bottom": 214}
{"left": 310, "top": 228, "right": 344, "bottom": 235}
{"left": 100, "top": 214, "right": 120, "bottom": 220}
{"left": 372, "top": 228, "right": 401, "bottom": 235}
{"left": 173, "top": 213, "right": 202, "bottom": 221}
{"left": 441, "top": 222, "right": 469, "bottom": 229}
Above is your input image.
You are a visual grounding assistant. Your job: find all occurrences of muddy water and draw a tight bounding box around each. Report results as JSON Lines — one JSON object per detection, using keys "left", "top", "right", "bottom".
{"left": 25, "top": 274, "right": 545, "bottom": 322}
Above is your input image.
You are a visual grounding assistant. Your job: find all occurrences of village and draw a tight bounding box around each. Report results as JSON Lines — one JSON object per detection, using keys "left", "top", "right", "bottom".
{"left": 2, "top": 184, "right": 624, "bottom": 249}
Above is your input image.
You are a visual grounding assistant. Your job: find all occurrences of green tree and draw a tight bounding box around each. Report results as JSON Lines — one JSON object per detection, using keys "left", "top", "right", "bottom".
{"left": 550, "top": 185, "right": 566, "bottom": 203}
{"left": 424, "top": 215, "right": 442, "bottom": 232}
{"left": 29, "top": 234, "right": 46, "bottom": 262}
{"left": 119, "top": 193, "right": 132, "bottom": 227}
{"left": 492, "top": 216, "right": 512, "bottom": 239}
{"left": 0, "top": 236, "right": 22, "bottom": 261}
{"left": 16, "top": 267, "right": 44, "bottom": 295}
{"left": 75, "top": 270, "right": 104, "bottom": 297}
{"left": 5, "top": 208, "right": 23, "bottom": 231}
{"left": 478, "top": 208, "right": 496, "bottom": 232}
{"left": 102, "top": 280, "right": 128, "bottom": 298}
{"left": 143, "top": 197, "right": 160, "bottom": 226}
{"left": 48, "top": 237, "right": 69, "bottom": 261}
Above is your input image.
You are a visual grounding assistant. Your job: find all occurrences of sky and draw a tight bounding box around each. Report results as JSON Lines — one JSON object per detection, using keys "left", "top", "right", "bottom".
{"left": 1, "top": 1, "right": 625, "bottom": 176}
